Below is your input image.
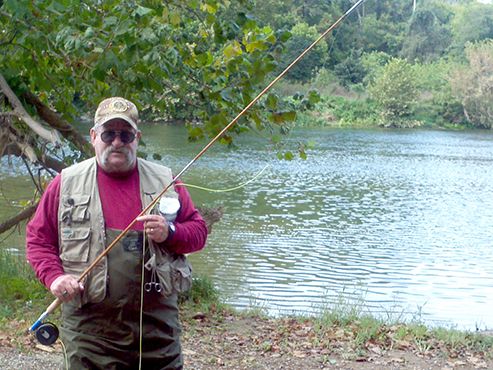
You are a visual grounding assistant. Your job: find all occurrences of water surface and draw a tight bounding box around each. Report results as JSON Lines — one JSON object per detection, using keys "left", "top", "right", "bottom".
{"left": 2, "top": 126, "right": 492, "bottom": 330}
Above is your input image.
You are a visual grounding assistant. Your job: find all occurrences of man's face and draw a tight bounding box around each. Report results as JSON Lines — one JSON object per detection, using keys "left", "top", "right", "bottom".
{"left": 90, "top": 119, "right": 141, "bottom": 173}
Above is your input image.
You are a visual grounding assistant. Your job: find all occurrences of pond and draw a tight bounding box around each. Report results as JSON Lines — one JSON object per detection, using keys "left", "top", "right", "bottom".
{"left": 2, "top": 125, "right": 492, "bottom": 331}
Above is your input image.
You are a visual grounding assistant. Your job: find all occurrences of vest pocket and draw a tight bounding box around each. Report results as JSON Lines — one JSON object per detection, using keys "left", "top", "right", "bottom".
{"left": 152, "top": 252, "right": 193, "bottom": 297}
{"left": 60, "top": 195, "right": 91, "bottom": 225}
{"left": 60, "top": 227, "right": 91, "bottom": 263}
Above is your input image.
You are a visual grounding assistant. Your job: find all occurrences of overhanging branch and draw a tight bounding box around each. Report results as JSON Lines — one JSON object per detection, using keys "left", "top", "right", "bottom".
{"left": 0, "top": 73, "right": 63, "bottom": 147}
{"left": 0, "top": 201, "right": 39, "bottom": 234}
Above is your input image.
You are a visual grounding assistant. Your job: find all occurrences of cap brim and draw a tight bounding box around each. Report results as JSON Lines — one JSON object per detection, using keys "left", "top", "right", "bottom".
{"left": 96, "top": 114, "right": 138, "bottom": 130}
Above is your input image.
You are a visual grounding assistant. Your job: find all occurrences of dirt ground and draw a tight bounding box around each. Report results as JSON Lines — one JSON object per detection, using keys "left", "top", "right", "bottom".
{"left": 180, "top": 311, "right": 492, "bottom": 370}
{"left": 1, "top": 310, "right": 492, "bottom": 370}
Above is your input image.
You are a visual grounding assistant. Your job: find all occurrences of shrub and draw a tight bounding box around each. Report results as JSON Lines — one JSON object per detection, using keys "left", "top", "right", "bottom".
{"left": 367, "top": 58, "right": 419, "bottom": 127}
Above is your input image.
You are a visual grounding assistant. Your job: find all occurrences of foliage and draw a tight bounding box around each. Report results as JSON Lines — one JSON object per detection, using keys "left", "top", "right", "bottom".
{"left": 178, "top": 275, "right": 220, "bottom": 307}
{"left": 312, "top": 95, "right": 378, "bottom": 127}
{"left": 0, "top": 250, "right": 51, "bottom": 318}
{"left": 400, "top": 7, "right": 453, "bottom": 63}
{"left": 360, "top": 51, "right": 392, "bottom": 85}
{"left": 448, "top": 39, "right": 493, "bottom": 129}
{"left": 334, "top": 49, "right": 367, "bottom": 86}
{"left": 367, "top": 58, "right": 419, "bottom": 127}
{"left": 449, "top": 2, "right": 493, "bottom": 56}
{"left": 0, "top": 0, "right": 309, "bottom": 163}
{"left": 278, "top": 23, "right": 327, "bottom": 82}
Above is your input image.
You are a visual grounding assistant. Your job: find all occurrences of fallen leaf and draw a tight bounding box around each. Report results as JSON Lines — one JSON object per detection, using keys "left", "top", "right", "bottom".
{"left": 390, "top": 357, "right": 404, "bottom": 363}
{"left": 35, "top": 344, "right": 55, "bottom": 353}
{"left": 293, "top": 350, "right": 306, "bottom": 358}
{"left": 370, "top": 346, "right": 382, "bottom": 355}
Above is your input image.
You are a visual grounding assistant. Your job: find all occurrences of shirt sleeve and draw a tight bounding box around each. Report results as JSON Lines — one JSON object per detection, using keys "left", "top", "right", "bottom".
{"left": 166, "top": 179, "right": 208, "bottom": 255}
{"left": 26, "top": 175, "right": 64, "bottom": 290}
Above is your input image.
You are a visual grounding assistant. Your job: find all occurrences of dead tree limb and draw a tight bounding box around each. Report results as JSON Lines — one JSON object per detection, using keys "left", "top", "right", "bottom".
{"left": 0, "top": 201, "right": 39, "bottom": 234}
{"left": 21, "top": 91, "right": 94, "bottom": 158}
{"left": 0, "top": 72, "right": 62, "bottom": 147}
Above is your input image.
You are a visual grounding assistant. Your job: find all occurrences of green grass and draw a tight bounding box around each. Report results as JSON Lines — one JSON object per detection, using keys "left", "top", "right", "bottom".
{"left": 312, "top": 286, "right": 493, "bottom": 358}
{"left": 0, "top": 250, "right": 52, "bottom": 321}
{"left": 178, "top": 274, "right": 220, "bottom": 309}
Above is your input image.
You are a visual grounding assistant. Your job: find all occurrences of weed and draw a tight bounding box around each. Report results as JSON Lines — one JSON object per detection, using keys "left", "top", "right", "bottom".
{"left": 0, "top": 250, "right": 52, "bottom": 325}
{"left": 178, "top": 275, "right": 220, "bottom": 308}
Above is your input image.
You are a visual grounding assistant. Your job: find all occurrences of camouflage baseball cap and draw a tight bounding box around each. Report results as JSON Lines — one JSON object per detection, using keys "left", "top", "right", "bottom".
{"left": 94, "top": 97, "right": 139, "bottom": 129}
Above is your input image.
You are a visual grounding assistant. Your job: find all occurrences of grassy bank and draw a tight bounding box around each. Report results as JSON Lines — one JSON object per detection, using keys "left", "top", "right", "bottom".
{"left": 0, "top": 250, "right": 53, "bottom": 323}
{"left": 1, "top": 249, "right": 492, "bottom": 364}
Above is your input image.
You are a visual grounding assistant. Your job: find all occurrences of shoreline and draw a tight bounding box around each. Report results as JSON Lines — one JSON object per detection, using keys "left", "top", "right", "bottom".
{"left": 1, "top": 306, "right": 492, "bottom": 370}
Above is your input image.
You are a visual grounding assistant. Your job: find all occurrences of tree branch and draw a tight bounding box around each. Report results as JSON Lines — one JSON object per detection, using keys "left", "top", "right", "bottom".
{"left": 21, "top": 91, "right": 94, "bottom": 158}
{"left": 0, "top": 201, "right": 39, "bottom": 234}
{"left": 1, "top": 142, "right": 66, "bottom": 173}
{"left": 0, "top": 72, "right": 63, "bottom": 147}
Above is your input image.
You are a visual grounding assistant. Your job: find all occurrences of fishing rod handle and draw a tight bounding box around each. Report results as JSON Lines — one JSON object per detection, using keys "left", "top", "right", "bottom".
{"left": 47, "top": 297, "right": 62, "bottom": 314}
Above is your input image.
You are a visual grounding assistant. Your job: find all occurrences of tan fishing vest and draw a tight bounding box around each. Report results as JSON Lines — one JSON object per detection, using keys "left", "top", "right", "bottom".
{"left": 58, "top": 157, "right": 176, "bottom": 306}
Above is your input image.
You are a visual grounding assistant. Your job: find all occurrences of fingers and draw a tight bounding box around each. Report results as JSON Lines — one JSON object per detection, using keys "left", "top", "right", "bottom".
{"left": 136, "top": 215, "right": 169, "bottom": 243}
{"left": 50, "top": 275, "right": 84, "bottom": 303}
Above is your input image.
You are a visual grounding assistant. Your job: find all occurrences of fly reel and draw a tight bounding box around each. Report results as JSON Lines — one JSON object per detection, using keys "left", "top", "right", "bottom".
{"left": 34, "top": 322, "right": 59, "bottom": 346}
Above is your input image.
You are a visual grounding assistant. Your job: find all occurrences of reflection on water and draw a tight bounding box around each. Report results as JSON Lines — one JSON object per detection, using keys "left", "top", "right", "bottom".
{"left": 2, "top": 126, "right": 493, "bottom": 330}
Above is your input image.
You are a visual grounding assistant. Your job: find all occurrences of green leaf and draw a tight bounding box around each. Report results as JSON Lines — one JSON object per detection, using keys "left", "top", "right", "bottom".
{"left": 46, "top": 1, "right": 65, "bottom": 14}
{"left": 220, "top": 87, "right": 233, "bottom": 102}
{"left": 283, "top": 152, "right": 294, "bottom": 161}
{"left": 277, "top": 29, "right": 292, "bottom": 43}
{"left": 103, "top": 16, "right": 119, "bottom": 28}
{"left": 293, "top": 91, "right": 304, "bottom": 101}
{"left": 265, "top": 93, "right": 278, "bottom": 110}
{"left": 84, "top": 27, "right": 95, "bottom": 39}
{"left": 135, "top": 6, "right": 154, "bottom": 17}
{"left": 307, "top": 90, "right": 321, "bottom": 105}
{"left": 271, "top": 134, "right": 281, "bottom": 143}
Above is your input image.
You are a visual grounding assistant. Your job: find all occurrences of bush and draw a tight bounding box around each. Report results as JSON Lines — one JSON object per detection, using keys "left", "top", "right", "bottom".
{"left": 448, "top": 39, "right": 493, "bottom": 128}
{"left": 367, "top": 58, "right": 419, "bottom": 127}
{"left": 178, "top": 275, "right": 220, "bottom": 307}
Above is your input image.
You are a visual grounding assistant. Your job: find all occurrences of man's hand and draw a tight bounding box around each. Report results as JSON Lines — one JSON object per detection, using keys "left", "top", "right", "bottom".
{"left": 50, "top": 275, "right": 84, "bottom": 302}
{"left": 136, "top": 214, "right": 170, "bottom": 243}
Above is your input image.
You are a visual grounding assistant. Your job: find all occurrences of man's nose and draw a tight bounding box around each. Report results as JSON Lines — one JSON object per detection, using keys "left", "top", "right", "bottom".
{"left": 110, "top": 133, "right": 124, "bottom": 146}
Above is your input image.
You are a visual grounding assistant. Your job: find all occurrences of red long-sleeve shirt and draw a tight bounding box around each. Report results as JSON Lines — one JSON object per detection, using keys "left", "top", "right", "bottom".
{"left": 26, "top": 164, "right": 207, "bottom": 290}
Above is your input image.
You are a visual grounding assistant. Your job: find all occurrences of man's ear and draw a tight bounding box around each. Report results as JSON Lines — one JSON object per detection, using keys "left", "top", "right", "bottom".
{"left": 90, "top": 128, "right": 97, "bottom": 145}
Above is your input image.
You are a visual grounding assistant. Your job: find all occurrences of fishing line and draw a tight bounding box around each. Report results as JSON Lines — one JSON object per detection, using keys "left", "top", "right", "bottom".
{"left": 60, "top": 339, "right": 69, "bottom": 370}
{"left": 29, "top": 0, "right": 367, "bottom": 343}
{"left": 322, "top": 20, "right": 343, "bottom": 72}
{"left": 139, "top": 232, "right": 148, "bottom": 370}
{"left": 176, "top": 164, "right": 269, "bottom": 193}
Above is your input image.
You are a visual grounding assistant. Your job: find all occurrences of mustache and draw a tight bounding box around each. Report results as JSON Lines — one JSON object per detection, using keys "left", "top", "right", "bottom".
{"left": 104, "top": 146, "right": 131, "bottom": 155}
{"left": 101, "top": 146, "right": 133, "bottom": 165}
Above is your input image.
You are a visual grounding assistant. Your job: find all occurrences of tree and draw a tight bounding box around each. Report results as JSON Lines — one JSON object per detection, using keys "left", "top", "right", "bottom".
{"left": 367, "top": 57, "right": 418, "bottom": 127}
{"left": 400, "top": 7, "right": 453, "bottom": 63}
{"left": 449, "top": 2, "right": 493, "bottom": 56}
{"left": 0, "top": 0, "right": 310, "bottom": 233}
{"left": 448, "top": 40, "right": 493, "bottom": 129}
{"left": 334, "top": 49, "right": 367, "bottom": 86}
{"left": 279, "top": 23, "right": 327, "bottom": 82}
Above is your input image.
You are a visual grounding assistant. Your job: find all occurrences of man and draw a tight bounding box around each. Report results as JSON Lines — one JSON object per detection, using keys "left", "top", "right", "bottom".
{"left": 26, "top": 97, "right": 208, "bottom": 369}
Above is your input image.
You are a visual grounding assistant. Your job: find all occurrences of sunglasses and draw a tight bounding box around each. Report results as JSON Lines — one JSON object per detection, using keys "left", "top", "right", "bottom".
{"left": 100, "top": 130, "right": 136, "bottom": 144}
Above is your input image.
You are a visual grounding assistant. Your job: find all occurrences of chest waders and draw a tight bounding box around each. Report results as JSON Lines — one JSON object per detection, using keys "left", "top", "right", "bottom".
{"left": 60, "top": 229, "right": 183, "bottom": 370}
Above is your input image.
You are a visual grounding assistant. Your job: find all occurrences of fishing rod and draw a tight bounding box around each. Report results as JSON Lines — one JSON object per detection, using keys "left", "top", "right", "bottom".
{"left": 30, "top": 0, "right": 366, "bottom": 345}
